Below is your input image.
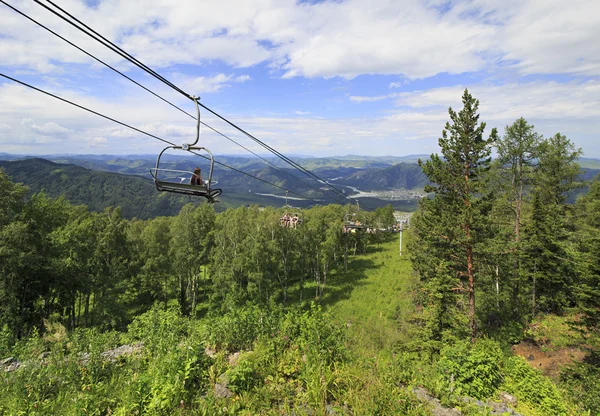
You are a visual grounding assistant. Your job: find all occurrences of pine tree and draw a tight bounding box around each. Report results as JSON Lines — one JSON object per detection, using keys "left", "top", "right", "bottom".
{"left": 416, "top": 89, "right": 497, "bottom": 342}
{"left": 522, "top": 133, "right": 582, "bottom": 314}
{"left": 492, "top": 118, "right": 541, "bottom": 317}
{"left": 573, "top": 176, "right": 600, "bottom": 340}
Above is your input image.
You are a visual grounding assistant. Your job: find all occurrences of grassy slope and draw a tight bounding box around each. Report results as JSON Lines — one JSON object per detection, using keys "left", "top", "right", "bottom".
{"left": 293, "top": 234, "right": 414, "bottom": 360}
{"left": 327, "top": 237, "right": 413, "bottom": 360}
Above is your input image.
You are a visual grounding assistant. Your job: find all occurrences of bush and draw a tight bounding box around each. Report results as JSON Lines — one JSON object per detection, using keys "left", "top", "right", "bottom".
{"left": 206, "top": 304, "right": 281, "bottom": 351}
{"left": 437, "top": 338, "right": 503, "bottom": 399}
{"left": 125, "top": 304, "right": 190, "bottom": 352}
{"left": 560, "top": 361, "right": 600, "bottom": 415}
{"left": 226, "top": 353, "right": 261, "bottom": 393}
{"left": 503, "top": 355, "right": 567, "bottom": 416}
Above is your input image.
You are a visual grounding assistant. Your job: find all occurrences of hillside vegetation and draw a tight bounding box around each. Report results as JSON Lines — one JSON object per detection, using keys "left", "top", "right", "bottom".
{"left": 0, "top": 158, "right": 191, "bottom": 219}
{"left": 2, "top": 91, "right": 600, "bottom": 415}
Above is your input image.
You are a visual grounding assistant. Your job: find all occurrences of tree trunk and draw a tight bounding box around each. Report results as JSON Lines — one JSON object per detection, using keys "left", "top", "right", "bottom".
{"left": 495, "top": 265, "right": 500, "bottom": 310}
{"left": 467, "top": 243, "right": 476, "bottom": 342}
{"left": 513, "top": 162, "right": 524, "bottom": 313}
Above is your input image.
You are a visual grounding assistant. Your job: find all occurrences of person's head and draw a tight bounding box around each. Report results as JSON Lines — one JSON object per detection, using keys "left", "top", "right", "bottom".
{"left": 193, "top": 167, "right": 201, "bottom": 175}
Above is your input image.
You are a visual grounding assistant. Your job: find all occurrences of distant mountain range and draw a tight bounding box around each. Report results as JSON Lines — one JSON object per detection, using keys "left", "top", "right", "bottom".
{"left": 2, "top": 153, "right": 598, "bottom": 219}
{"left": 0, "top": 156, "right": 428, "bottom": 217}
{"left": 331, "top": 163, "right": 428, "bottom": 191}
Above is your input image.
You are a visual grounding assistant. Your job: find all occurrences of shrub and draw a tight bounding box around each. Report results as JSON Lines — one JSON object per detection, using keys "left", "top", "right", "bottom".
{"left": 437, "top": 338, "right": 503, "bottom": 399}
{"left": 206, "top": 304, "right": 281, "bottom": 351}
{"left": 503, "top": 355, "right": 567, "bottom": 416}
{"left": 560, "top": 361, "right": 600, "bottom": 415}
{"left": 125, "top": 304, "right": 189, "bottom": 353}
{"left": 226, "top": 354, "right": 261, "bottom": 393}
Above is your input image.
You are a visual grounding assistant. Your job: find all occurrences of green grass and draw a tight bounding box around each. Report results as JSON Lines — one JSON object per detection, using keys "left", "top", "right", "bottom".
{"left": 328, "top": 238, "right": 414, "bottom": 359}
{"left": 287, "top": 234, "right": 416, "bottom": 360}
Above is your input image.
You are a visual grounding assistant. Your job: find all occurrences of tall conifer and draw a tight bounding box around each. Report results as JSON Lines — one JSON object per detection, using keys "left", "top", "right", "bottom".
{"left": 417, "top": 89, "right": 497, "bottom": 342}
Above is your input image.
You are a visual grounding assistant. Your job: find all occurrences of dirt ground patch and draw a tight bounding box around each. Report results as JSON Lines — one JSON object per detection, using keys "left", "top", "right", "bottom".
{"left": 512, "top": 341, "right": 586, "bottom": 379}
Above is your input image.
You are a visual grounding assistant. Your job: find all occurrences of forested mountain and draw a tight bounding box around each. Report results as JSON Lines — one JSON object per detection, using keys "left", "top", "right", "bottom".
{"left": 0, "top": 158, "right": 191, "bottom": 219}
{"left": 331, "top": 162, "right": 429, "bottom": 191}
{"left": 0, "top": 156, "right": 429, "bottom": 215}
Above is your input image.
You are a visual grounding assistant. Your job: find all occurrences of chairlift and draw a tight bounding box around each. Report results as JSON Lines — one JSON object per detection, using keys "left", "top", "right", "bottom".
{"left": 342, "top": 202, "right": 367, "bottom": 233}
{"left": 280, "top": 191, "right": 303, "bottom": 228}
{"left": 342, "top": 213, "right": 366, "bottom": 232}
{"left": 150, "top": 96, "right": 222, "bottom": 202}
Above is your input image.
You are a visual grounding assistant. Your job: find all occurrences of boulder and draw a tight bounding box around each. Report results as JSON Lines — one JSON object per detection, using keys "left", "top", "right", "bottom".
{"left": 214, "top": 383, "right": 233, "bottom": 398}
{"left": 499, "top": 391, "right": 518, "bottom": 407}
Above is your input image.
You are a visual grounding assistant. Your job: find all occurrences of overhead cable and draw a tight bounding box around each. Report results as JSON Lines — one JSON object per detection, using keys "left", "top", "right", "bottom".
{"left": 0, "top": 72, "right": 324, "bottom": 204}
{"left": 1, "top": 0, "right": 348, "bottom": 206}
{"left": 32, "top": 0, "right": 370, "bottom": 210}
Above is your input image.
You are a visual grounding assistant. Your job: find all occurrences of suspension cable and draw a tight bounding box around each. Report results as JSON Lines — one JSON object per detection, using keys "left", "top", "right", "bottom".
{"left": 31, "top": 0, "right": 370, "bottom": 209}
{"left": 0, "top": 72, "right": 325, "bottom": 204}
{"left": 1, "top": 0, "right": 348, "bottom": 206}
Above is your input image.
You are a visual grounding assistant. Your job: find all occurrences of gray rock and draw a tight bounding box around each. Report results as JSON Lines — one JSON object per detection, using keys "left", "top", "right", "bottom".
{"left": 3, "top": 359, "right": 21, "bottom": 373}
{"left": 413, "top": 387, "right": 461, "bottom": 416}
{"left": 499, "top": 391, "right": 518, "bottom": 407}
{"left": 1, "top": 357, "right": 15, "bottom": 366}
{"left": 217, "top": 373, "right": 229, "bottom": 387}
{"left": 101, "top": 343, "right": 143, "bottom": 362}
{"left": 461, "top": 395, "right": 522, "bottom": 416}
{"left": 215, "top": 383, "right": 233, "bottom": 398}
{"left": 204, "top": 346, "right": 217, "bottom": 358}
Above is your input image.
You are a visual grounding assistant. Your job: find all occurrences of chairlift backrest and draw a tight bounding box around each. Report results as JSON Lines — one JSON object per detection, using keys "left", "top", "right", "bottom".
{"left": 149, "top": 96, "right": 222, "bottom": 202}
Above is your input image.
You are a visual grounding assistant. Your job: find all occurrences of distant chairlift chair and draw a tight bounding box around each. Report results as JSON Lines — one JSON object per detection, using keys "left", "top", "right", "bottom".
{"left": 150, "top": 96, "right": 222, "bottom": 203}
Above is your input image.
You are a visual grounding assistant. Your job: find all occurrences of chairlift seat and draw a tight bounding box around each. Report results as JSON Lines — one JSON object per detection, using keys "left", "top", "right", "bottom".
{"left": 151, "top": 166, "right": 222, "bottom": 202}
{"left": 155, "top": 180, "right": 222, "bottom": 199}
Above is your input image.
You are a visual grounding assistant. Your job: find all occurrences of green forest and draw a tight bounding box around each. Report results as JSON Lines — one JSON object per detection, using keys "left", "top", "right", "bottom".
{"left": 1, "top": 90, "right": 599, "bottom": 415}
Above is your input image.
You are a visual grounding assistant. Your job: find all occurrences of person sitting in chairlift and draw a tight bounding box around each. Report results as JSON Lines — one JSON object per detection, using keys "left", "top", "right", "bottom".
{"left": 190, "top": 167, "right": 203, "bottom": 186}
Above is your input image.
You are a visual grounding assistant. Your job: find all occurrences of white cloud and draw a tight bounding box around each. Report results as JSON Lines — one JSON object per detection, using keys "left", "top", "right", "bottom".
{"left": 88, "top": 136, "right": 108, "bottom": 148}
{"left": 0, "top": 123, "right": 13, "bottom": 132}
{"left": 234, "top": 75, "right": 251, "bottom": 83}
{"left": 349, "top": 94, "right": 393, "bottom": 103}
{"left": 295, "top": 111, "right": 310, "bottom": 115}
{"left": 173, "top": 73, "right": 250, "bottom": 93}
{"left": 31, "top": 121, "right": 71, "bottom": 135}
{"left": 2, "top": 0, "right": 597, "bottom": 80}
{"left": 2, "top": 75, "right": 600, "bottom": 157}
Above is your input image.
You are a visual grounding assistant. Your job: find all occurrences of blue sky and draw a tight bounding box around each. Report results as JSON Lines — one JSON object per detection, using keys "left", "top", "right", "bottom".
{"left": 1, "top": 0, "right": 599, "bottom": 157}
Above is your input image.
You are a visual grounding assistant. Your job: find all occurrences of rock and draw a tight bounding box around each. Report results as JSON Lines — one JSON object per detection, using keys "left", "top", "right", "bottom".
{"left": 101, "top": 343, "right": 143, "bottom": 362}
{"left": 204, "top": 346, "right": 217, "bottom": 358}
{"left": 1, "top": 357, "right": 16, "bottom": 366}
{"left": 499, "top": 391, "right": 518, "bottom": 407}
{"left": 214, "top": 383, "right": 233, "bottom": 398}
{"left": 2, "top": 358, "right": 21, "bottom": 373}
{"left": 413, "top": 387, "right": 461, "bottom": 416}
{"left": 228, "top": 351, "right": 242, "bottom": 366}
{"left": 217, "top": 373, "right": 229, "bottom": 387}
{"left": 461, "top": 395, "right": 522, "bottom": 416}
{"left": 527, "top": 354, "right": 535, "bottom": 361}
{"left": 38, "top": 351, "right": 50, "bottom": 360}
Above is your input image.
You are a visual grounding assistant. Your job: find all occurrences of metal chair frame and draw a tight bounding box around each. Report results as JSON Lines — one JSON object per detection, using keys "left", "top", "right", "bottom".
{"left": 149, "top": 96, "right": 222, "bottom": 202}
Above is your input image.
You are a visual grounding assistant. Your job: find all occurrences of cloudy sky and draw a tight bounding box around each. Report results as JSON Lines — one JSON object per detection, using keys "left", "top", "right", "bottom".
{"left": 1, "top": 0, "right": 599, "bottom": 157}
